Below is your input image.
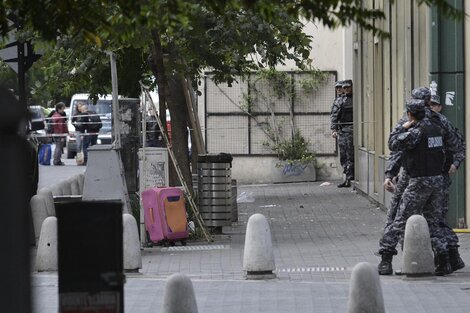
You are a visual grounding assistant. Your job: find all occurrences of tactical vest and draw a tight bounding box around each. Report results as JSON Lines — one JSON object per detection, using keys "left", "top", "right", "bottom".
{"left": 339, "top": 96, "right": 353, "bottom": 124}
{"left": 404, "top": 122, "right": 445, "bottom": 178}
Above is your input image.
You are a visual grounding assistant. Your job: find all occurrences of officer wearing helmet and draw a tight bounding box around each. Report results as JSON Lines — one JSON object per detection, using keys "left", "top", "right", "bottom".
{"left": 379, "top": 87, "right": 465, "bottom": 276}
{"left": 382, "top": 87, "right": 434, "bottom": 243}
{"left": 378, "top": 98, "right": 453, "bottom": 275}
{"left": 330, "top": 80, "right": 344, "bottom": 136}
{"left": 330, "top": 79, "right": 354, "bottom": 187}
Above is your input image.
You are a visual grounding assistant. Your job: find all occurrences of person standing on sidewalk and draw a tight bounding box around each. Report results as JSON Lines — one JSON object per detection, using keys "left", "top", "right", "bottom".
{"left": 429, "top": 94, "right": 465, "bottom": 271}
{"left": 48, "top": 102, "right": 68, "bottom": 166}
{"left": 378, "top": 99, "right": 456, "bottom": 276}
{"left": 71, "top": 102, "right": 87, "bottom": 154}
{"left": 331, "top": 80, "right": 355, "bottom": 187}
{"left": 337, "top": 80, "right": 354, "bottom": 187}
{"left": 82, "top": 105, "right": 102, "bottom": 165}
{"left": 379, "top": 88, "right": 465, "bottom": 276}
{"left": 381, "top": 88, "right": 432, "bottom": 251}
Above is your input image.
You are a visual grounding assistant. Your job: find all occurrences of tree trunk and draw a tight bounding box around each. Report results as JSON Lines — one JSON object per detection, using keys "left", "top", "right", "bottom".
{"left": 167, "top": 76, "right": 192, "bottom": 188}
{"left": 149, "top": 29, "right": 192, "bottom": 191}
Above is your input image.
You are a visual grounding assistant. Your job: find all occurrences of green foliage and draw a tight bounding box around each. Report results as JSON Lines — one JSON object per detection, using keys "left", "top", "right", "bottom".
{"left": 1, "top": 0, "right": 460, "bottom": 105}
{"left": 258, "top": 69, "right": 293, "bottom": 99}
{"left": 244, "top": 69, "right": 324, "bottom": 165}
{"left": 298, "top": 70, "right": 329, "bottom": 93}
{"left": 272, "top": 129, "right": 315, "bottom": 166}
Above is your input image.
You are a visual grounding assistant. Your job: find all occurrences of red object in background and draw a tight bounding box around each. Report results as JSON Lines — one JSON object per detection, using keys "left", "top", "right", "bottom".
{"left": 166, "top": 119, "right": 172, "bottom": 143}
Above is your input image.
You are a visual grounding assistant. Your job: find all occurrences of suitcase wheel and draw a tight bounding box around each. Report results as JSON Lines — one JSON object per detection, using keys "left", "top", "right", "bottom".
{"left": 145, "top": 232, "right": 154, "bottom": 247}
{"left": 181, "top": 240, "right": 187, "bottom": 246}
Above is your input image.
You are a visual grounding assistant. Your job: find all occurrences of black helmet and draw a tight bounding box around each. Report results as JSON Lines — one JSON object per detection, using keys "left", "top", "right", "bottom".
{"left": 406, "top": 99, "right": 425, "bottom": 113}
{"left": 411, "top": 87, "right": 431, "bottom": 101}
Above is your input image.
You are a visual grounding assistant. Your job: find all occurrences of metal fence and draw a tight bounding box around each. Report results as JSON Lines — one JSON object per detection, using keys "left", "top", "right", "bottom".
{"left": 203, "top": 71, "right": 337, "bottom": 157}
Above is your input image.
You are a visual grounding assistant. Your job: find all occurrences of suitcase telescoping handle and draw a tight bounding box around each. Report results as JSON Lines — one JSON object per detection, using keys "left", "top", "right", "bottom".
{"left": 149, "top": 207, "right": 155, "bottom": 225}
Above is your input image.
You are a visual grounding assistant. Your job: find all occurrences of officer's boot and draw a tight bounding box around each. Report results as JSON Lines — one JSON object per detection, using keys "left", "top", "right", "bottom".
{"left": 337, "top": 179, "right": 351, "bottom": 188}
{"left": 435, "top": 253, "right": 453, "bottom": 276}
{"left": 378, "top": 253, "right": 393, "bottom": 275}
{"left": 448, "top": 247, "right": 465, "bottom": 271}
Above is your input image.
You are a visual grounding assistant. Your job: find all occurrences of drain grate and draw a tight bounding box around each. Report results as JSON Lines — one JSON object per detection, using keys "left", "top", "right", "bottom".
{"left": 277, "top": 267, "right": 346, "bottom": 273}
{"left": 162, "top": 244, "right": 228, "bottom": 251}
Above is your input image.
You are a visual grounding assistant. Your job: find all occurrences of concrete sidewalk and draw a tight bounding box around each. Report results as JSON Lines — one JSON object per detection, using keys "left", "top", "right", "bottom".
{"left": 32, "top": 181, "right": 470, "bottom": 312}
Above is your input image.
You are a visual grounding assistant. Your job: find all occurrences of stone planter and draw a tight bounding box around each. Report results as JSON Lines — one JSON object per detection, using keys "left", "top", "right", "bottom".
{"left": 271, "top": 160, "right": 316, "bottom": 183}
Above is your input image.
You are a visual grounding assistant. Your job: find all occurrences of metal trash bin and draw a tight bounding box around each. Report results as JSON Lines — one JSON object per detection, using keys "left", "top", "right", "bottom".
{"left": 231, "top": 179, "right": 238, "bottom": 223}
{"left": 197, "top": 153, "right": 233, "bottom": 228}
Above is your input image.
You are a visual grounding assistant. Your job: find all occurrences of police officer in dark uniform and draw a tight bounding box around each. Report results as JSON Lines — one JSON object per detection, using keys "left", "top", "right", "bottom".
{"left": 378, "top": 99, "right": 453, "bottom": 276}
{"left": 429, "top": 94, "right": 465, "bottom": 271}
{"left": 331, "top": 80, "right": 354, "bottom": 187}
{"left": 330, "top": 80, "right": 344, "bottom": 133}
{"left": 379, "top": 88, "right": 465, "bottom": 275}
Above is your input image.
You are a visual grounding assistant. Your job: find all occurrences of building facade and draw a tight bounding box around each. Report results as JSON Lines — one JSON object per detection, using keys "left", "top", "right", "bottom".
{"left": 197, "top": 23, "right": 354, "bottom": 184}
{"left": 353, "top": 0, "right": 469, "bottom": 227}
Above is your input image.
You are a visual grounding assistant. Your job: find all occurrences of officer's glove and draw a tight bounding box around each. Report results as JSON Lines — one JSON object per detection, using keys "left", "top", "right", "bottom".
{"left": 449, "top": 164, "right": 458, "bottom": 174}
{"left": 384, "top": 178, "right": 395, "bottom": 193}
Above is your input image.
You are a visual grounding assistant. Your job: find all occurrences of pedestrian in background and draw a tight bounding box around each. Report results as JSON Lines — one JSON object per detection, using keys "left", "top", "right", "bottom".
{"left": 71, "top": 102, "right": 86, "bottom": 154}
{"left": 47, "top": 102, "right": 68, "bottom": 166}
{"left": 82, "top": 105, "right": 102, "bottom": 165}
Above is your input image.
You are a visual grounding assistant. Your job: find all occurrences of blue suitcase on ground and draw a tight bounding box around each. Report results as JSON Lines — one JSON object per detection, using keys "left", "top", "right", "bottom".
{"left": 38, "top": 144, "right": 52, "bottom": 165}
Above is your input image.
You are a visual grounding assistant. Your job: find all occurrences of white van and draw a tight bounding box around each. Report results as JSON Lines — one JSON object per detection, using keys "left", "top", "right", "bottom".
{"left": 66, "top": 93, "right": 114, "bottom": 158}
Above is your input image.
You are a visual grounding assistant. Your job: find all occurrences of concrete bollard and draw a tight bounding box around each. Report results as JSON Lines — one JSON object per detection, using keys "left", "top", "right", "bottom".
{"left": 30, "top": 195, "right": 49, "bottom": 242}
{"left": 347, "top": 262, "right": 385, "bottom": 313}
{"left": 38, "top": 188, "right": 55, "bottom": 216}
{"left": 60, "top": 179, "right": 73, "bottom": 196}
{"left": 162, "top": 273, "right": 199, "bottom": 313}
{"left": 243, "top": 213, "right": 276, "bottom": 279}
{"left": 36, "top": 217, "right": 58, "bottom": 272}
{"left": 77, "top": 173, "right": 85, "bottom": 194}
{"left": 123, "top": 213, "right": 142, "bottom": 271}
{"left": 69, "top": 176, "right": 81, "bottom": 195}
{"left": 50, "top": 184, "right": 63, "bottom": 197}
{"left": 402, "top": 214, "right": 435, "bottom": 277}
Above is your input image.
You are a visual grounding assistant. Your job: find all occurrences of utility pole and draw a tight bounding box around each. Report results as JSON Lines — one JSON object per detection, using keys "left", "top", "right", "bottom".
{"left": 109, "top": 51, "right": 121, "bottom": 148}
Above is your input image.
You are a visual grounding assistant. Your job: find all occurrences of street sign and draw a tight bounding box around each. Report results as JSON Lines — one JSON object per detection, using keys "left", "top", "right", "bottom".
{"left": 0, "top": 17, "right": 42, "bottom": 73}
{"left": 0, "top": 39, "right": 42, "bottom": 73}
{"left": 0, "top": 15, "right": 42, "bottom": 108}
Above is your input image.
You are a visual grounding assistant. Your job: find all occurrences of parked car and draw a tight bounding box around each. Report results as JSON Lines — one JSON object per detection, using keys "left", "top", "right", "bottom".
{"left": 66, "top": 93, "right": 113, "bottom": 159}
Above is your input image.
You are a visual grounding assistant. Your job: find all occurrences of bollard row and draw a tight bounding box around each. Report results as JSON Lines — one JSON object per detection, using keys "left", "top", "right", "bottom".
{"left": 35, "top": 213, "right": 142, "bottom": 273}
{"left": 48, "top": 173, "right": 85, "bottom": 197}
{"left": 32, "top": 173, "right": 85, "bottom": 243}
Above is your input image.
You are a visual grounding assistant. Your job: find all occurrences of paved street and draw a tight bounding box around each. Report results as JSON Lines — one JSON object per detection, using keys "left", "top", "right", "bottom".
{"left": 33, "top": 165, "right": 470, "bottom": 312}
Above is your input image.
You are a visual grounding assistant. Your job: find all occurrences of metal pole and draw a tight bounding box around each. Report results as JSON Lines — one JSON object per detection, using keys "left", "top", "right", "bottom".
{"left": 140, "top": 88, "right": 148, "bottom": 247}
{"left": 18, "top": 41, "right": 26, "bottom": 109}
{"left": 109, "top": 52, "right": 121, "bottom": 148}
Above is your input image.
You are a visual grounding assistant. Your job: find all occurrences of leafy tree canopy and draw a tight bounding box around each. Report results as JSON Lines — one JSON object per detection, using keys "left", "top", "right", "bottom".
{"left": 0, "top": 0, "right": 464, "bottom": 98}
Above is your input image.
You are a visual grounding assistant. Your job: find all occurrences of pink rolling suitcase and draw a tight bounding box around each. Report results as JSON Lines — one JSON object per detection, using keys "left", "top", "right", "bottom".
{"left": 142, "top": 187, "right": 189, "bottom": 246}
